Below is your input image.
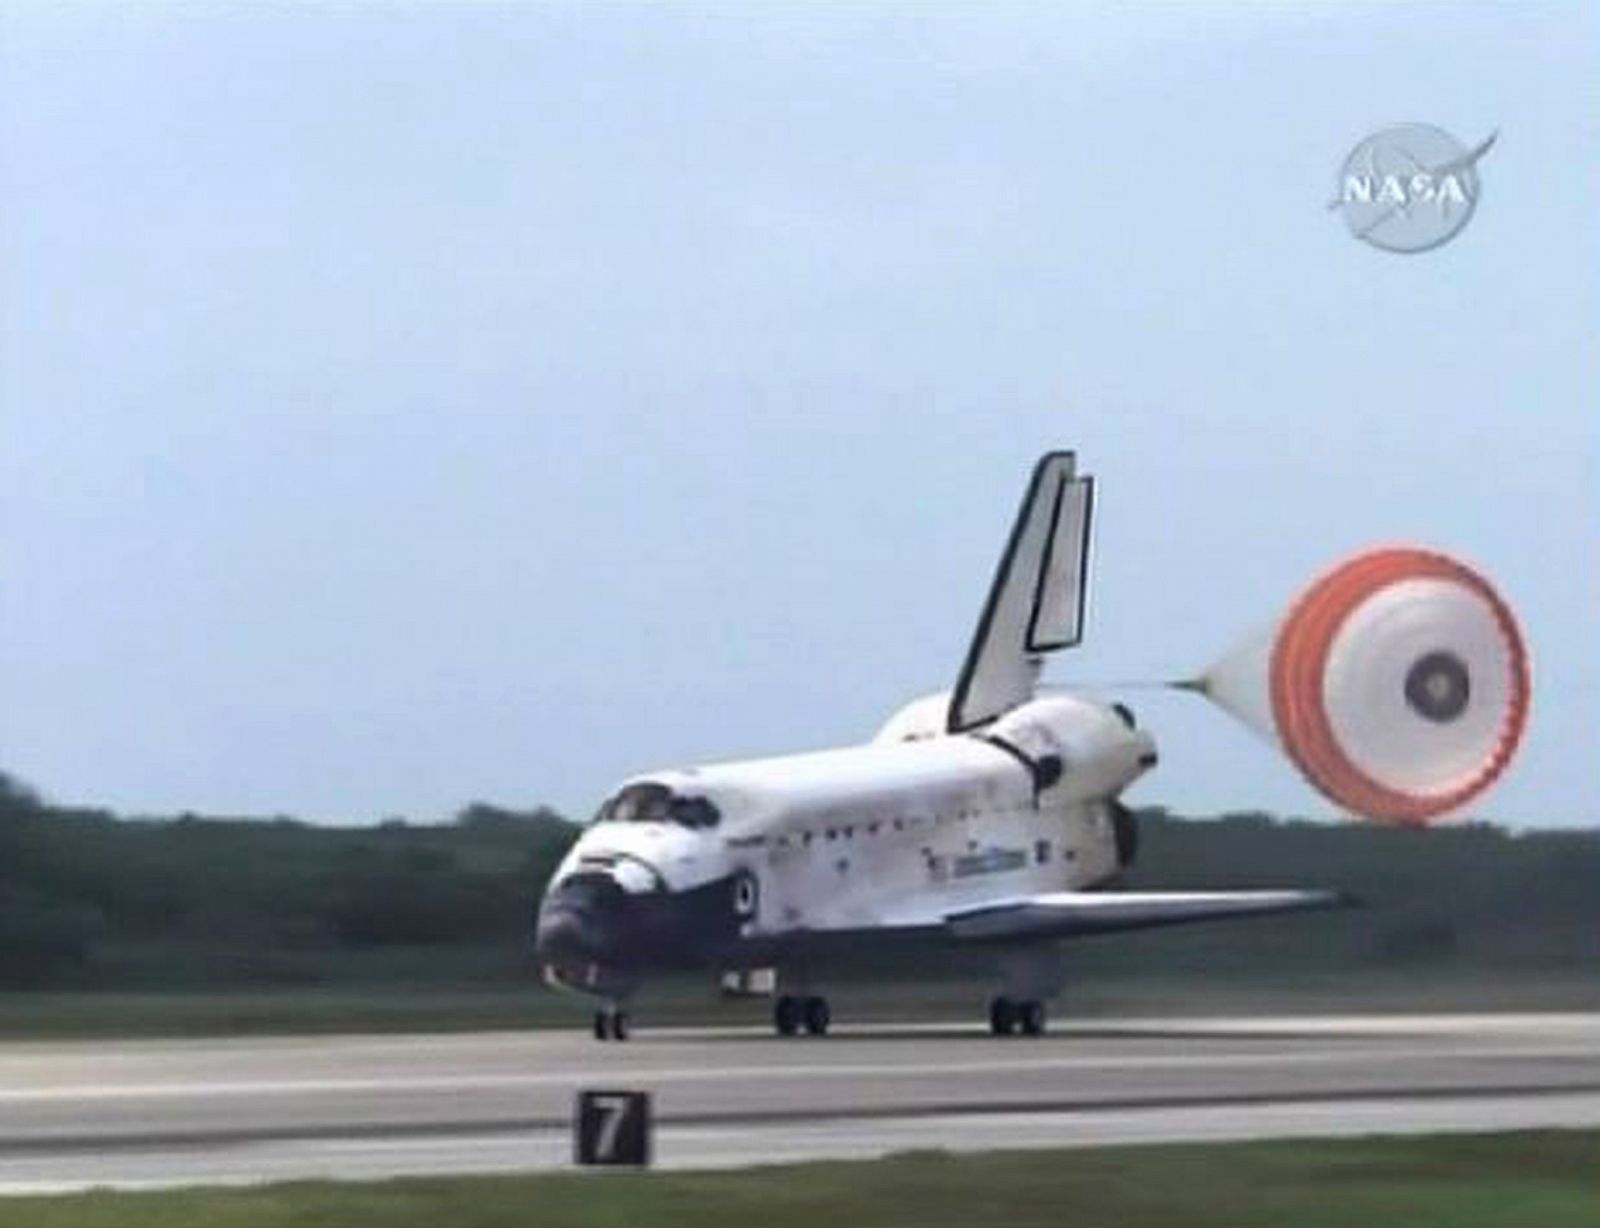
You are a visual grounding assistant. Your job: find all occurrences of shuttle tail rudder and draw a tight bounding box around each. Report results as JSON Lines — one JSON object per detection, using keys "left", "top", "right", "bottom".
{"left": 946, "top": 451, "right": 1094, "bottom": 732}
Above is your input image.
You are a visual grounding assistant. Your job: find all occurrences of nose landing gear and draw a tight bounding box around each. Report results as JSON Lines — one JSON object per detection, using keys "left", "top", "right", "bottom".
{"left": 592, "top": 1007, "right": 630, "bottom": 1041}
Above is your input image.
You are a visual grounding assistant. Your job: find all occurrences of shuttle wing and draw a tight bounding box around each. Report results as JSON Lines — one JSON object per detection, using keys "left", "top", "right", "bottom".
{"left": 947, "top": 451, "right": 1094, "bottom": 732}
{"left": 943, "top": 889, "right": 1347, "bottom": 942}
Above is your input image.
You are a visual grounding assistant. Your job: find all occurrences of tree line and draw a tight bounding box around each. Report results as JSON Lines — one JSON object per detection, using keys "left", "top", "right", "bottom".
{"left": 0, "top": 772, "right": 1594, "bottom": 989}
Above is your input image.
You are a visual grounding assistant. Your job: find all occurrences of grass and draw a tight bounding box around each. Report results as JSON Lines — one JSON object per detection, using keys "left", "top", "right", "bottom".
{"left": 0, "top": 1131, "right": 1596, "bottom": 1228}
{"left": 2, "top": 968, "right": 1597, "bottom": 1041}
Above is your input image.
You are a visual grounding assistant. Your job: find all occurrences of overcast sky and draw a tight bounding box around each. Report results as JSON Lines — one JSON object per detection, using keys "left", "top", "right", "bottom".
{"left": 3, "top": 3, "right": 1595, "bottom": 827}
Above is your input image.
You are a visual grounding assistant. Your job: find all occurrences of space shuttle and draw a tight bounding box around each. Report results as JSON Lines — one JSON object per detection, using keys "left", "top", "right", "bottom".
{"left": 535, "top": 452, "right": 1530, "bottom": 1041}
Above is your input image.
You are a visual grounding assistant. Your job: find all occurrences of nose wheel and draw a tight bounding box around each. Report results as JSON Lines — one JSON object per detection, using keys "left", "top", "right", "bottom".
{"left": 988, "top": 996, "right": 1046, "bottom": 1037}
{"left": 773, "top": 994, "right": 830, "bottom": 1037}
{"left": 592, "top": 1007, "right": 630, "bottom": 1042}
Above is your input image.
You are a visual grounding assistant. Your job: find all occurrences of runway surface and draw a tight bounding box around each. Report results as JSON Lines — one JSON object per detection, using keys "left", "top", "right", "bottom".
{"left": 1, "top": 1013, "right": 1596, "bottom": 1193}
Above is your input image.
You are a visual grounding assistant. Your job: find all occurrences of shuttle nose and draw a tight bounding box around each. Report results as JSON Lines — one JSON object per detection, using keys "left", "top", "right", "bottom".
{"left": 534, "top": 872, "right": 627, "bottom": 968}
{"left": 534, "top": 909, "right": 597, "bottom": 965}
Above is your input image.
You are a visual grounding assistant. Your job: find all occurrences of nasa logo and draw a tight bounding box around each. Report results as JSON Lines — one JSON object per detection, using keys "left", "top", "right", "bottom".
{"left": 1331, "top": 124, "right": 1496, "bottom": 253}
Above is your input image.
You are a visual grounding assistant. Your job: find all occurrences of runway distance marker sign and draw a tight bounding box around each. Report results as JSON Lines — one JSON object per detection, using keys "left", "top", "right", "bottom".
{"left": 574, "top": 1090, "right": 652, "bottom": 1167}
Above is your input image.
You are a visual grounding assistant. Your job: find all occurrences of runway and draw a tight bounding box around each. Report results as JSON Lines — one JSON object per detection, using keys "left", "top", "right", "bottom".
{"left": 1, "top": 1013, "right": 1596, "bottom": 1193}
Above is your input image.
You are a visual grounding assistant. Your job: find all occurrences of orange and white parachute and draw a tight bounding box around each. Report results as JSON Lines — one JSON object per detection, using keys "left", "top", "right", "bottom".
{"left": 1191, "top": 547, "right": 1530, "bottom": 825}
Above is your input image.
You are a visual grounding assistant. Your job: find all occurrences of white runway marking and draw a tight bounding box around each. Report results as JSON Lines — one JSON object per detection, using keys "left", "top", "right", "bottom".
{"left": 0, "top": 1013, "right": 1595, "bottom": 1193}
{"left": 6, "top": 1041, "right": 1595, "bottom": 1104}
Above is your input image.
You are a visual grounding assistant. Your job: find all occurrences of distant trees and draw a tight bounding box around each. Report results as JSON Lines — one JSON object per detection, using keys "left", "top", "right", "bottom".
{"left": 0, "top": 772, "right": 579, "bottom": 986}
{"left": 0, "top": 772, "right": 41, "bottom": 817}
{"left": 0, "top": 884, "right": 99, "bottom": 984}
{"left": 0, "top": 768, "right": 1594, "bottom": 991}
{"left": 319, "top": 843, "right": 519, "bottom": 946}
{"left": 1123, "top": 807, "right": 1600, "bottom": 975}
{"left": 0, "top": 773, "right": 102, "bottom": 983}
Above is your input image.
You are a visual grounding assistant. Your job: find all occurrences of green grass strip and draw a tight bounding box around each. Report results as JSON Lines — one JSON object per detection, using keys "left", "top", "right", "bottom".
{"left": 2, "top": 1130, "right": 1597, "bottom": 1228}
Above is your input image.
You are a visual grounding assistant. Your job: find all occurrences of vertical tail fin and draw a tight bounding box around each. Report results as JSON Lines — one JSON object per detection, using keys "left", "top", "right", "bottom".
{"left": 947, "top": 451, "right": 1094, "bottom": 732}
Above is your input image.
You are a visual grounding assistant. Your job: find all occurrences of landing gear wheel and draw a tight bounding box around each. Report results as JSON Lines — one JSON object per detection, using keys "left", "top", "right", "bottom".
{"left": 592, "top": 1008, "right": 630, "bottom": 1042}
{"left": 988, "top": 996, "right": 1018, "bottom": 1037}
{"left": 774, "top": 994, "right": 801, "bottom": 1037}
{"left": 1017, "top": 1000, "right": 1046, "bottom": 1037}
{"left": 802, "top": 995, "right": 831, "bottom": 1036}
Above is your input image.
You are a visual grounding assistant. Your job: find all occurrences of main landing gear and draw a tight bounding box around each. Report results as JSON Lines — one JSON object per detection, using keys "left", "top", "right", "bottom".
{"left": 988, "top": 995, "right": 1046, "bottom": 1037}
{"left": 773, "top": 994, "right": 831, "bottom": 1037}
{"left": 592, "top": 1006, "right": 630, "bottom": 1042}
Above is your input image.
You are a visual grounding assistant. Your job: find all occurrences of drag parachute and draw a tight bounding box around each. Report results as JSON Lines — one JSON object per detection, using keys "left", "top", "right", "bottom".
{"left": 1192, "top": 547, "right": 1530, "bottom": 825}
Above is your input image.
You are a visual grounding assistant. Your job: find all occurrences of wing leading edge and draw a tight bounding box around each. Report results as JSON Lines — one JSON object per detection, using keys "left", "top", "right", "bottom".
{"left": 944, "top": 889, "right": 1349, "bottom": 942}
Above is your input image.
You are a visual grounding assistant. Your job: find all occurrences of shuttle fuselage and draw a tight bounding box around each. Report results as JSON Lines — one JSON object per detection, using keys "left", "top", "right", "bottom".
{"left": 537, "top": 693, "right": 1153, "bottom": 998}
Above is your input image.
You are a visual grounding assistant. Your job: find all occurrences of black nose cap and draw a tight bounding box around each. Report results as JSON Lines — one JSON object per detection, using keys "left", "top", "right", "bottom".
{"left": 535, "top": 873, "right": 627, "bottom": 966}
{"left": 535, "top": 908, "right": 600, "bottom": 966}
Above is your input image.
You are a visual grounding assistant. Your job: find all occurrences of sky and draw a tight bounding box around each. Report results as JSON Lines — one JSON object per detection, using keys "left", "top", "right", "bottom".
{"left": 2, "top": 3, "right": 1596, "bottom": 828}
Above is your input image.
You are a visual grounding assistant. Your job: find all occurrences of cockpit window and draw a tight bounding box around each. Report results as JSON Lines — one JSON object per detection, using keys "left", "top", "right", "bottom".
{"left": 669, "top": 796, "right": 719, "bottom": 829}
{"left": 594, "top": 783, "right": 720, "bottom": 829}
{"left": 599, "top": 783, "right": 670, "bottom": 825}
